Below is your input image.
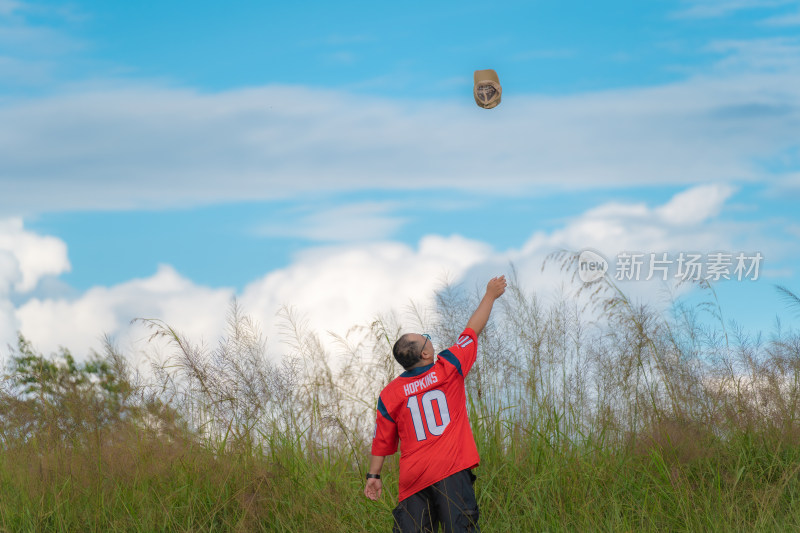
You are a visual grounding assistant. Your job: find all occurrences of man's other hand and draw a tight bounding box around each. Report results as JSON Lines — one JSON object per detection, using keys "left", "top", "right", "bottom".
{"left": 364, "top": 478, "right": 382, "bottom": 501}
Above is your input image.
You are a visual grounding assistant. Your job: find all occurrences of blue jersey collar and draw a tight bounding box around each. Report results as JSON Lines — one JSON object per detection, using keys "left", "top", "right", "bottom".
{"left": 401, "top": 363, "right": 434, "bottom": 378}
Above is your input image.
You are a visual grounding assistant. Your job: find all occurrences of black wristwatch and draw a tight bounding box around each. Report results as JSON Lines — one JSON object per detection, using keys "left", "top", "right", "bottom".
{"left": 366, "top": 473, "right": 381, "bottom": 480}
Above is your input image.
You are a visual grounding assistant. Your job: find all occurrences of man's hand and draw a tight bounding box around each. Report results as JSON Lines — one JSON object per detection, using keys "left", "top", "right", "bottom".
{"left": 364, "top": 478, "right": 382, "bottom": 500}
{"left": 364, "top": 455, "right": 385, "bottom": 501}
{"left": 466, "top": 275, "right": 507, "bottom": 337}
{"left": 486, "top": 276, "right": 507, "bottom": 300}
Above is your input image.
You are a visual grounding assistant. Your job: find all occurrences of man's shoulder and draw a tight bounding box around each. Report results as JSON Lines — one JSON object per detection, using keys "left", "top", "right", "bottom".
{"left": 456, "top": 327, "right": 477, "bottom": 345}
{"left": 437, "top": 328, "right": 478, "bottom": 377}
{"left": 441, "top": 329, "right": 477, "bottom": 356}
{"left": 379, "top": 374, "right": 406, "bottom": 399}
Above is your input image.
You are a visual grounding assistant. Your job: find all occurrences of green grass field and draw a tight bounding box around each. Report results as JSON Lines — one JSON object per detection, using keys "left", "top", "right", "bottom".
{"left": 2, "top": 275, "right": 799, "bottom": 532}
{"left": 3, "top": 407, "right": 800, "bottom": 532}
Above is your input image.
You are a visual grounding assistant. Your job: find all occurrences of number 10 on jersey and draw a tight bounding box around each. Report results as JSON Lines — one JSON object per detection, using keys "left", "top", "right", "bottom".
{"left": 406, "top": 389, "right": 450, "bottom": 441}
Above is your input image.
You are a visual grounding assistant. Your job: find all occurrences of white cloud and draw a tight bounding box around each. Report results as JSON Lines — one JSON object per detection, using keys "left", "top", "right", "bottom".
{"left": 3, "top": 235, "right": 492, "bottom": 365}
{"left": 1, "top": 62, "right": 799, "bottom": 215}
{"left": 0, "top": 250, "right": 21, "bottom": 295}
{"left": 0, "top": 249, "right": 20, "bottom": 350}
{"left": 0, "top": 224, "right": 490, "bottom": 362}
{"left": 519, "top": 184, "right": 743, "bottom": 258}
{"left": 0, "top": 298, "right": 15, "bottom": 354}
{"left": 0, "top": 0, "right": 798, "bottom": 219}
{"left": 14, "top": 264, "right": 234, "bottom": 358}
{"left": 656, "top": 183, "right": 737, "bottom": 225}
{"left": 236, "top": 184, "right": 775, "bottom": 350}
{"left": 0, "top": 184, "right": 789, "bottom": 368}
{"left": 504, "top": 183, "right": 779, "bottom": 306}
{"left": 0, "top": 217, "right": 69, "bottom": 292}
{"left": 239, "top": 235, "right": 492, "bottom": 344}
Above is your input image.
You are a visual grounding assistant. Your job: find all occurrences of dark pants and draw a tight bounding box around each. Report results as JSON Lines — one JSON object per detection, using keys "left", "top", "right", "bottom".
{"left": 392, "top": 469, "right": 480, "bottom": 533}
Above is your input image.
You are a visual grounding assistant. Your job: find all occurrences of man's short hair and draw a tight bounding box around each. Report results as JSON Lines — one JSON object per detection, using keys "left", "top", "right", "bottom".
{"left": 393, "top": 334, "right": 422, "bottom": 369}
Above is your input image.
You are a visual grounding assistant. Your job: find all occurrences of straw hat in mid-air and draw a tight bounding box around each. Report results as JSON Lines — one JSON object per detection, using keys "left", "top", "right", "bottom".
{"left": 473, "top": 69, "right": 502, "bottom": 109}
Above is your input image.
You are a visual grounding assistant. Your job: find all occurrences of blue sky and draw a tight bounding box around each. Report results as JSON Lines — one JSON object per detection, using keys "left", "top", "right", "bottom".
{"left": 1, "top": 0, "right": 799, "bottom": 359}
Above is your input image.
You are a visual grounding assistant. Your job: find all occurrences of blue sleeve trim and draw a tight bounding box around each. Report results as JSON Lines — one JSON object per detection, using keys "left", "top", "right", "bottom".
{"left": 377, "top": 397, "right": 395, "bottom": 424}
{"left": 438, "top": 349, "right": 463, "bottom": 377}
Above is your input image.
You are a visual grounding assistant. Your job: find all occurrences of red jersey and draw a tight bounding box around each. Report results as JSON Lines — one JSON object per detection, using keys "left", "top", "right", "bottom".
{"left": 371, "top": 328, "right": 480, "bottom": 502}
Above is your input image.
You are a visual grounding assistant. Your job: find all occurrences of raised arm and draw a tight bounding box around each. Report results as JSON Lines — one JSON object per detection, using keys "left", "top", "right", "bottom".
{"left": 465, "top": 276, "right": 507, "bottom": 337}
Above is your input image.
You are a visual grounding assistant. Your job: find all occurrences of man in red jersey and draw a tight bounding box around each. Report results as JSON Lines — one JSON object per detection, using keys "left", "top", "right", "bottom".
{"left": 364, "top": 276, "right": 507, "bottom": 532}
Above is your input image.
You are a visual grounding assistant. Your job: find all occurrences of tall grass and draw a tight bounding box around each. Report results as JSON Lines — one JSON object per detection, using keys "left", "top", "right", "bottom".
{"left": 1, "top": 265, "right": 799, "bottom": 531}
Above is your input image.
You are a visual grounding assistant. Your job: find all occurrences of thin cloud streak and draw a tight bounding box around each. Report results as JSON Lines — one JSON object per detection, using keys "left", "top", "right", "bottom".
{"left": 254, "top": 202, "right": 408, "bottom": 242}
{"left": 673, "top": 0, "right": 797, "bottom": 19}
{"left": 762, "top": 9, "right": 800, "bottom": 26}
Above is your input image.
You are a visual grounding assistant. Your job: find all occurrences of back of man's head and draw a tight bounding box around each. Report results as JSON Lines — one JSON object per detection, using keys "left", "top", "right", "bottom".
{"left": 393, "top": 334, "right": 422, "bottom": 370}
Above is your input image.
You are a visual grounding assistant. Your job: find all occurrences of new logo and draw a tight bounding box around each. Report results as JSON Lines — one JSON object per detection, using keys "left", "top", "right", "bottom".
{"left": 578, "top": 249, "right": 608, "bottom": 283}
